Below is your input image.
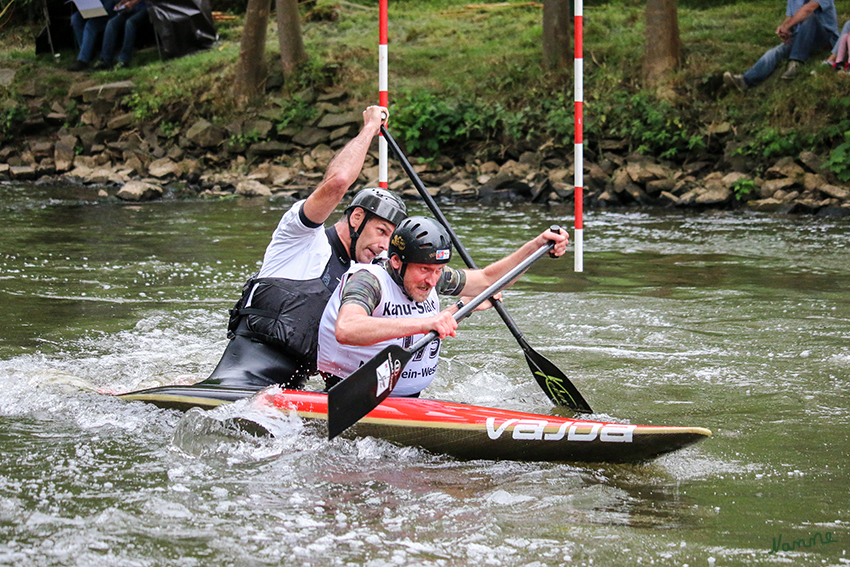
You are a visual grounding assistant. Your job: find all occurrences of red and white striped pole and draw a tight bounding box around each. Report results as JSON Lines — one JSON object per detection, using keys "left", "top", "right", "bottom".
{"left": 378, "top": 0, "right": 389, "bottom": 189}
{"left": 574, "top": 0, "right": 584, "bottom": 272}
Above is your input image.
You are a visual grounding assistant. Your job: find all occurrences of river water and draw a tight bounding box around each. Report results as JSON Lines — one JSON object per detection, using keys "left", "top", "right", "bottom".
{"left": 0, "top": 181, "right": 847, "bottom": 566}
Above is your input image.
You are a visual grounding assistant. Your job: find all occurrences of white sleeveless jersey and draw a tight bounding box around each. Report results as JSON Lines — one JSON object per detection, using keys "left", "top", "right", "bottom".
{"left": 317, "top": 263, "right": 442, "bottom": 397}
{"left": 257, "top": 200, "right": 335, "bottom": 280}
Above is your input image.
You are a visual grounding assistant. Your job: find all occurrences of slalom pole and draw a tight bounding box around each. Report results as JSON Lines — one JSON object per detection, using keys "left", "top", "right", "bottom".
{"left": 574, "top": 0, "right": 584, "bottom": 272}
{"left": 378, "top": 0, "right": 389, "bottom": 189}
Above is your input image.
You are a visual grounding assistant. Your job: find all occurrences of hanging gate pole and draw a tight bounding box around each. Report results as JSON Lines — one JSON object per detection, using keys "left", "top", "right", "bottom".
{"left": 574, "top": 0, "right": 584, "bottom": 272}
{"left": 378, "top": 0, "right": 389, "bottom": 189}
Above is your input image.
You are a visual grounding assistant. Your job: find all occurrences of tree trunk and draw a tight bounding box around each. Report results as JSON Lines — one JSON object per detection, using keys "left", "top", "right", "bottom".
{"left": 543, "top": 0, "right": 571, "bottom": 71}
{"left": 276, "top": 0, "right": 307, "bottom": 80}
{"left": 643, "top": 0, "right": 681, "bottom": 88}
{"left": 234, "top": 0, "right": 271, "bottom": 106}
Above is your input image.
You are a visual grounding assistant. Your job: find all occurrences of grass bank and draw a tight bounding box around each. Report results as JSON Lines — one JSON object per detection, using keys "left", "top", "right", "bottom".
{"left": 2, "top": 0, "right": 850, "bottom": 177}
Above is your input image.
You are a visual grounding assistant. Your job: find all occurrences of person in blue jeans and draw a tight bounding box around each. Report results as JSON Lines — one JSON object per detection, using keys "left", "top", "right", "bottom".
{"left": 724, "top": 0, "right": 839, "bottom": 90}
{"left": 68, "top": 0, "right": 117, "bottom": 72}
{"left": 93, "top": 0, "right": 149, "bottom": 70}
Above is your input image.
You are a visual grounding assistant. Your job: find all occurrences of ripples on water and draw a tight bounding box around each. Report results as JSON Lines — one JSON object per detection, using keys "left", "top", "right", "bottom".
{"left": 0, "top": 185, "right": 848, "bottom": 565}
{"left": 0, "top": 320, "right": 718, "bottom": 567}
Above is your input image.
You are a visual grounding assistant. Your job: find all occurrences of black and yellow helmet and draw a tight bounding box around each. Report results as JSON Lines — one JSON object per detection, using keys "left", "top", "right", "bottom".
{"left": 389, "top": 216, "right": 453, "bottom": 265}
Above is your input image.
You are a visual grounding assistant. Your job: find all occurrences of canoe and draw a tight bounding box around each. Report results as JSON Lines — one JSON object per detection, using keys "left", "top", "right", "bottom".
{"left": 118, "top": 385, "right": 711, "bottom": 463}
{"left": 118, "top": 385, "right": 258, "bottom": 412}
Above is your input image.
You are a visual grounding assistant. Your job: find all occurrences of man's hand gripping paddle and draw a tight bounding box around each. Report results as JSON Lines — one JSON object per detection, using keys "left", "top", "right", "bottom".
{"left": 327, "top": 238, "right": 560, "bottom": 440}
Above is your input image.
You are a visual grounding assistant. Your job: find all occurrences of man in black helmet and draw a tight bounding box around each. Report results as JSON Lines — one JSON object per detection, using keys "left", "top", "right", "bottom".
{"left": 317, "top": 216, "right": 568, "bottom": 397}
{"left": 199, "top": 106, "right": 407, "bottom": 391}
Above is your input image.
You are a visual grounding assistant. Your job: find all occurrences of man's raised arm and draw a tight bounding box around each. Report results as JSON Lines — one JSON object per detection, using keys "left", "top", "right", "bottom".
{"left": 301, "top": 106, "right": 388, "bottom": 225}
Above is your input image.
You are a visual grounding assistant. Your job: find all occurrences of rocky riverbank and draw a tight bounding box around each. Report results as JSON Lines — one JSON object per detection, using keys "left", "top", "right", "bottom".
{"left": 3, "top": 76, "right": 850, "bottom": 217}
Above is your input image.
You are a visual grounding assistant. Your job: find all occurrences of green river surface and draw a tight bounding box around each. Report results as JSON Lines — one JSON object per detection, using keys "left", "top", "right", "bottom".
{"left": 0, "top": 181, "right": 847, "bottom": 566}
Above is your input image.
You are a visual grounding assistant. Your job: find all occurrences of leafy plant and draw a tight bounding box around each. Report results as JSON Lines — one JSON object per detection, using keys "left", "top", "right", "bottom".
{"left": 595, "top": 92, "right": 706, "bottom": 159}
{"left": 737, "top": 127, "right": 809, "bottom": 160}
{"left": 126, "top": 83, "right": 190, "bottom": 122}
{"left": 158, "top": 120, "right": 179, "bottom": 138}
{"left": 390, "top": 91, "right": 481, "bottom": 155}
{"left": 228, "top": 129, "right": 262, "bottom": 149}
{"left": 539, "top": 94, "right": 574, "bottom": 145}
{"left": 127, "top": 91, "right": 164, "bottom": 122}
{"left": 825, "top": 131, "right": 850, "bottom": 182}
{"left": 387, "top": 91, "right": 583, "bottom": 156}
{"left": 730, "top": 178, "right": 757, "bottom": 200}
{"left": 290, "top": 59, "right": 340, "bottom": 92}
{"left": 275, "top": 96, "right": 317, "bottom": 130}
{"left": 0, "top": 105, "right": 26, "bottom": 139}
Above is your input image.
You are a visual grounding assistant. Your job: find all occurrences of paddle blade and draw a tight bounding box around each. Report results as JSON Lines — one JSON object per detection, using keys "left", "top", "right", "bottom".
{"left": 523, "top": 347, "right": 593, "bottom": 413}
{"left": 327, "top": 344, "right": 411, "bottom": 439}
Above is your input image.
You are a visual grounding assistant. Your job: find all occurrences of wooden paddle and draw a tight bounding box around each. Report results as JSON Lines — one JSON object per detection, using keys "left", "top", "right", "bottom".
{"left": 379, "top": 124, "right": 592, "bottom": 414}
{"left": 327, "top": 239, "right": 559, "bottom": 439}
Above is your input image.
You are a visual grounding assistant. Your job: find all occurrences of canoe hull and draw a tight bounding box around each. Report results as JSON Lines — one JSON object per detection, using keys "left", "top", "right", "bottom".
{"left": 118, "top": 385, "right": 711, "bottom": 463}
{"left": 259, "top": 389, "right": 711, "bottom": 463}
{"left": 118, "top": 385, "right": 256, "bottom": 412}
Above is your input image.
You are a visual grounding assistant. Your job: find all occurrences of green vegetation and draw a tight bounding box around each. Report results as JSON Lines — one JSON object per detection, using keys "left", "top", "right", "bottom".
{"left": 0, "top": 104, "right": 25, "bottom": 138}
{"left": 731, "top": 178, "right": 758, "bottom": 200}
{"left": 274, "top": 95, "right": 318, "bottom": 131}
{"left": 598, "top": 92, "right": 707, "bottom": 160}
{"left": 825, "top": 132, "right": 850, "bottom": 182}
{"left": 1, "top": 0, "right": 850, "bottom": 169}
{"left": 227, "top": 128, "right": 262, "bottom": 150}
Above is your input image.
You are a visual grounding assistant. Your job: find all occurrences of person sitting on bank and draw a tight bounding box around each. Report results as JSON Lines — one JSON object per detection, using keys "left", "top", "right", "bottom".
{"left": 68, "top": 0, "right": 117, "bottom": 72}
{"left": 198, "top": 106, "right": 407, "bottom": 392}
{"left": 822, "top": 19, "right": 850, "bottom": 70}
{"left": 93, "top": 0, "right": 150, "bottom": 70}
{"left": 723, "top": 0, "right": 839, "bottom": 90}
{"left": 317, "top": 217, "right": 569, "bottom": 397}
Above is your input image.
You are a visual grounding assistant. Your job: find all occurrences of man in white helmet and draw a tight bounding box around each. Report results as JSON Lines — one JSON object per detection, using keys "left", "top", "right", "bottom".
{"left": 318, "top": 216, "right": 568, "bottom": 397}
{"left": 200, "top": 106, "right": 407, "bottom": 392}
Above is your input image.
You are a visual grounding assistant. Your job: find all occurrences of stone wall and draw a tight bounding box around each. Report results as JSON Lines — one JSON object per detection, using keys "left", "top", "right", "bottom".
{"left": 2, "top": 76, "right": 850, "bottom": 217}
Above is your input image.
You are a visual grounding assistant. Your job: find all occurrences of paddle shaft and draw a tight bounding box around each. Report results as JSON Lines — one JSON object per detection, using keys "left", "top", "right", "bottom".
{"left": 379, "top": 123, "right": 544, "bottom": 349}
{"left": 327, "top": 241, "right": 555, "bottom": 439}
{"left": 380, "top": 125, "right": 592, "bottom": 413}
{"left": 407, "top": 239, "right": 556, "bottom": 354}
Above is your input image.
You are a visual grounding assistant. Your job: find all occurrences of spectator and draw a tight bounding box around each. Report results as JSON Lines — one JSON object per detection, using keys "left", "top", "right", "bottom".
{"left": 830, "top": 25, "right": 850, "bottom": 70}
{"left": 823, "top": 19, "right": 850, "bottom": 69}
{"left": 724, "top": 0, "right": 839, "bottom": 90}
{"left": 93, "top": 0, "right": 150, "bottom": 70}
{"left": 68, "top": 0, "right": 117, "bottom": 72}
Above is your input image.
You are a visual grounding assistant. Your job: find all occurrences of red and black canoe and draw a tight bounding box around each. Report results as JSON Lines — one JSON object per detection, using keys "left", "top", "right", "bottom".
{"left": 118, "top": 385, "right": 711, "bottom": 463}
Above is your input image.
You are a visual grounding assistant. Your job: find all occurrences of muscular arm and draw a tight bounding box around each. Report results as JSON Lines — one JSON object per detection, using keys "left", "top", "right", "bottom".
{"left": 336, "top": 304, "right": 458, "bottom": 346}
{"left": 459, "top": 228, "right": 569, "bottom": 296}
{"left": 300, "top": 106, "right": 388, "bottom": 226}
{"left": 334, "top": 270, "right": 458, "bottom": 346}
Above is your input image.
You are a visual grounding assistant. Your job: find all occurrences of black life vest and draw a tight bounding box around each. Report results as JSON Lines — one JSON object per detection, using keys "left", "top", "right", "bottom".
{"left": 226, "top": 226, "right": 350, "bottom": 370}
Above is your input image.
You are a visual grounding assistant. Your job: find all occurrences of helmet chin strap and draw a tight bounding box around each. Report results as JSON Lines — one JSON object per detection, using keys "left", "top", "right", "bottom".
{"left": 387, "top": 256, "right": 413, "bottom": 300}
{"left": 347, "top": 211, "right": 372, "bottom": 262}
